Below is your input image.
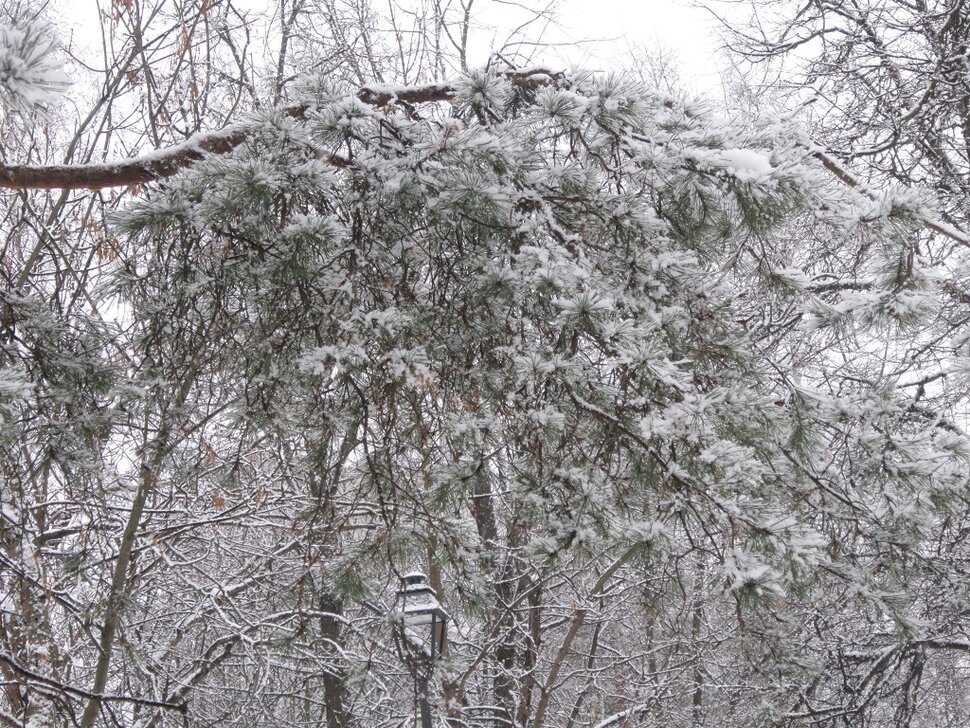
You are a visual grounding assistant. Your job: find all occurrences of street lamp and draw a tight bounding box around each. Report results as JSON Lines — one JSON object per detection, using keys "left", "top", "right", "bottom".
{"left": 392, "top": 572, "right": 449, "bottom": 728}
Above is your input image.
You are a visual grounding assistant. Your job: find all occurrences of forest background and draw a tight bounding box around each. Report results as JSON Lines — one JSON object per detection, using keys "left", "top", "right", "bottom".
{"left": 2, "top": 1, "right": 970, "bottom": 727}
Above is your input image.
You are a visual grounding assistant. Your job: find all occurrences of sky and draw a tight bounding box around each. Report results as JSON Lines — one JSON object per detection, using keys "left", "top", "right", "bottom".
{"left": 555, "top": 0, "right": 725, "bottom": 89}
{"left": 466, "top": 0, "right": 729, "bottom": 95}
{"left": 63, "top": 0, "right": 732, "bottom": 104}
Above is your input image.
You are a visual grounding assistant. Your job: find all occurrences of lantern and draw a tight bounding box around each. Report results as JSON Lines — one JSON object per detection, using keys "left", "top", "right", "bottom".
{"left": 392, "top": 572, "right": 449, "bottom": 668}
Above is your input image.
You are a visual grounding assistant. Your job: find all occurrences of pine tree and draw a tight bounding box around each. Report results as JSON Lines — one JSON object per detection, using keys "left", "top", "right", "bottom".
{"left": 1, "top": 6, "right": 969, "bottom": 727}
{"left": 13, "top": 69, "right": 946, "bottom": 726}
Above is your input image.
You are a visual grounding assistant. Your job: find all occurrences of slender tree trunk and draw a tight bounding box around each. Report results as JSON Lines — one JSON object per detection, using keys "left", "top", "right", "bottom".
{"left": 79, "top": 388, "right": 186, "bottom": 727}
{"left": 320, "top": 591, "right": 350, "bottom": 728}
{"left": 515, "top": 579, "right": 542, "bottom": 727}
{"left": 429, "top": 562, "right": 464, "bottom": 727}
{"left": 468, "top": 466, "right": 519, "bottom": 727}
{"left": 691, "top": 563, "right": 705, "bottom": 727}
{"left": 79, "top": 458, "right": 159, "bottom": 728}
{"left": 532, "top": 547, "right": 638, "bottom": 728}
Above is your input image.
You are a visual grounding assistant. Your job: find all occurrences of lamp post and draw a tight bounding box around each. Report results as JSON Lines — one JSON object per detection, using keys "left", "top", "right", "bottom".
{"left": 392, "top": 572, "right": 449, "bottom": 728}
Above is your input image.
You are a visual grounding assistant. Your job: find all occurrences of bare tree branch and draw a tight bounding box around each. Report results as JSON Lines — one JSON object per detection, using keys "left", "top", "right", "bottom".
{"left": 0, "top": 653, "right": 187, "bottom": 714}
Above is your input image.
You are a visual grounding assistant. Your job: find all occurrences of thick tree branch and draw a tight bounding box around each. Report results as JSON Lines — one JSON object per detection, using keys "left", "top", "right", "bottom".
{"left": 0, "top": 69, "right": 560, "bottom": 191}
{"left": 0, "top": 125, "right": 250, "bottom": 190}
{"left": 531, "top": 545, "right": 638, "bottom": 728}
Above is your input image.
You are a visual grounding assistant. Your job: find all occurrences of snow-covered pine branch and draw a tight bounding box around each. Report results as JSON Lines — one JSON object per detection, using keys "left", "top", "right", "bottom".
{"left": 0, "top": 19, "right": 66, "bottom": 111}
{"left": 0, "top": 68, "right": 562, "bottom": 190}
{"left": 1, "top": 63, "right": 965, "bottom": 256}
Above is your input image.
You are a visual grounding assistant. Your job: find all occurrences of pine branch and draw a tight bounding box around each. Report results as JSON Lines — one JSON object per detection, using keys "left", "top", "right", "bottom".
{"left": 4, "top": 67, "right": 968, "bottom": 253}
{"left": 0, "top": 69, "right": 561, "bottom": 191}
{"left": 812, "top": 148, "right": 970, "bottom": 249}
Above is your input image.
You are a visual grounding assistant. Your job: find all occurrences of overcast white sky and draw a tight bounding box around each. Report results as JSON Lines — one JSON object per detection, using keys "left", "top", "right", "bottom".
{"left": 67, "top": 0, "right": 730, "bottom": 100}
{"left": 555, "top": 0, "right": 725, "bottom": 89}
{"left": 462, "top": 0, "right": 729, "bottom": 95}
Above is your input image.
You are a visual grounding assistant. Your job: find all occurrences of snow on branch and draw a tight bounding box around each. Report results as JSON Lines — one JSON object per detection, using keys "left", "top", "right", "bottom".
{"left": 812, "top": 148, "right": 970, "bottom": 249}
{"left": 0, "top": 68, "right": 562, "bottom": 191}
{"left": 0, "top": 20, "right": 68, "bottom": 109}
{"left": 1, "top": 64, "right": 967, "bottom": 253}
{"left": 0, "top": 124, "right": 251, "bottom": 190}
{"left": 0, "top": 651, "right": 187, "bottom": 714}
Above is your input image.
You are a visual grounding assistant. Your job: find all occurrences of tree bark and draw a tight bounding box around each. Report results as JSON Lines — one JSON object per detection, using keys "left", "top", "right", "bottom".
{"left": 320, "top": 591, "right": 351, "bottom": 728}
